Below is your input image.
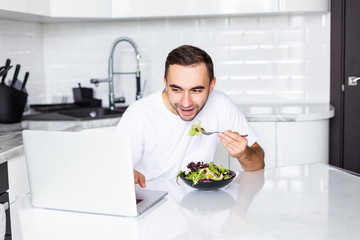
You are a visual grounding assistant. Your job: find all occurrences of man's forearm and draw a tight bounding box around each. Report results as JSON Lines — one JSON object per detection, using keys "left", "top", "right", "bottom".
{"left": 237, "top": 144, "right": 265, "bottom": 171}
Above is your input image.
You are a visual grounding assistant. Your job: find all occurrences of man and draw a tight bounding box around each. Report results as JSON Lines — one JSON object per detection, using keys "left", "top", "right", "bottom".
{"left": 115, "top": 45, "right": 265, "bottom": 188}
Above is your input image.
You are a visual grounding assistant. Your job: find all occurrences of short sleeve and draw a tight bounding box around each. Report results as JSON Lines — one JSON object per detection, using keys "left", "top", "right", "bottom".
{"left": 115, "top": 104, "right": 144, "bottom": 167}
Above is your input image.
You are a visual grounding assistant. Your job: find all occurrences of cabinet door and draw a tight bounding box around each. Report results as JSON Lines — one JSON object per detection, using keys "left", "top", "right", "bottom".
{"left": 277, "top": 120, "right": 329, "bottom": 167}
{"left": 112, "top": 0, "right": 278, "bottom": 18}
{"left": 230, "top": 122, "right": 276, "bottom": 172}
{"left": 0, "top": 162, "right": 9, "bottom": 194}
{"left": 28, "top": 0, "right": 50, "bottom": 16}
{"left": 50, "top": 0, "right": 111, "bottom": 18}
{"left": 0, "top": 0, "right": 27, "bottom": 13}
{"left": 0, "top": 192, "right": 11, "bottom": 238}
{"left": 7, "top": 154, "right": 30, "bottom": 204}
{"left": 279, "top": 0, "right": 329, "bottom": 12}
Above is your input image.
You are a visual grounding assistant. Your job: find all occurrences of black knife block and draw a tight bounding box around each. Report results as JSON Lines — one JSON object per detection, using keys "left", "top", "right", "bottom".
{"left": 0, "top": 84, "right": 28, "bottom": 123}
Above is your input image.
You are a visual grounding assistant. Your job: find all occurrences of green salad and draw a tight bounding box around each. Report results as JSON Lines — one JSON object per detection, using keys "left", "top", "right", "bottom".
{"left": 176, "top": 161, "right": 234, "bottom": 186}
{"left": 189, "top": 120, "right": 205, "bottom": 137}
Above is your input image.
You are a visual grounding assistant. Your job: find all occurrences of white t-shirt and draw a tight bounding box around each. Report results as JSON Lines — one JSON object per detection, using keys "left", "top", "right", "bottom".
{"left": 115, "top": 89, "right": 258, "bottom": 180}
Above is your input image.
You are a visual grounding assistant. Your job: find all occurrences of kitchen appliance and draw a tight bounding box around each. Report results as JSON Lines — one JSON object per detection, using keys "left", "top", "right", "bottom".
{"left": 22, "top": 130, "right": 167, "bottom": 217}
{"left": 72, "top": 83, "right": 101, "bottom": 107}
{"left": 0, "top": 60, "right": 28, "bottom": 123}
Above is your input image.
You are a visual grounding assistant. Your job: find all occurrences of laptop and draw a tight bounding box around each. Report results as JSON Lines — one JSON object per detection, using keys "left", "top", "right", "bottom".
{"left": 22, "top": 130, "right": 167, "bottom": 217}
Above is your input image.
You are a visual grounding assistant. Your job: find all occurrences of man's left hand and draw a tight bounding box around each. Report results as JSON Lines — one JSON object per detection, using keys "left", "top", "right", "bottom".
{"left": 218, "top": 130, "right": 265, "bottom": 171}
{"left": 218, "top": 130, "right": 248, "bottom": 159}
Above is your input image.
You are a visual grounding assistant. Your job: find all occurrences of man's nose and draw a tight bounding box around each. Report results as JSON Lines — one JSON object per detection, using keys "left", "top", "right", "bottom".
{"left": 182, "top": 92, "right": 192, "bottom": 107}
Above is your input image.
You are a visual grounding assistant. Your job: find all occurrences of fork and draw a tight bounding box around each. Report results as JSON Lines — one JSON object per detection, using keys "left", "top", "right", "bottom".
{"left": 201, "top": 129, "right": 248, "bottom": 137}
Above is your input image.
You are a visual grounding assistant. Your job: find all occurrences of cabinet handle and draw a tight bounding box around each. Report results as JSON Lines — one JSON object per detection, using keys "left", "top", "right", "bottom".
{"left": 348, "top": 76, "right": 360, "bottom": 86}
{"left": 1, "top": 202, "right": 9, "bottom": 210}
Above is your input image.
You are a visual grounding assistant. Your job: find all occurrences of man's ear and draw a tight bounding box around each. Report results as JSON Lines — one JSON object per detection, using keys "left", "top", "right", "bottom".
{"left": 209, "top": 77, "right": 216, "bottom": 93}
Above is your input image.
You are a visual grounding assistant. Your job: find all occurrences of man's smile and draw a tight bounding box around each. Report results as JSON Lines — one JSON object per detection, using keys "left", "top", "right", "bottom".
{"left": 177, "top": 106, "right": 196, "bottom": 116}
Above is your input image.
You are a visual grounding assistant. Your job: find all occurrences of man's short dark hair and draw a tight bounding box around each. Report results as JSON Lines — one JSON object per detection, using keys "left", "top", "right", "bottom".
{"left": 164, "top": 45, "right": 214, "bottom": 82}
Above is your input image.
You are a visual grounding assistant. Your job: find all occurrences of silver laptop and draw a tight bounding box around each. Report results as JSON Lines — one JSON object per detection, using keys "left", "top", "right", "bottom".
{"left": 22, "top": 130, "right": 167, "bottom": 217}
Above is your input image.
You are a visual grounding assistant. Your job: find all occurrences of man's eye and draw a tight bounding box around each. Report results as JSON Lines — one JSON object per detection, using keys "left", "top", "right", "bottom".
{"left": 172, "top": 88, "right": 180, "bottom": 92}
{"left": 193, "top": 89, "right": 202, "bottom": 93}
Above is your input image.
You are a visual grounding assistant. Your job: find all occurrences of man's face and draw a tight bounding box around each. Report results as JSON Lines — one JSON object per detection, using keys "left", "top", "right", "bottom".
{"left": 164, "top": 63, "right": 216, "bottom": 121}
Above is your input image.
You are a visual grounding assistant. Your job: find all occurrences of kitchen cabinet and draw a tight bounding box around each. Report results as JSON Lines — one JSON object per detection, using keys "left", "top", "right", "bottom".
{"left": 112, "top": 0, "right": 278, "bottom": 18}
{"left": 6, "top": 154, "right": 30, "bottom": 240}
{"left": 0, "top": 0, "right": 329, "bottom": 21}
{"left": 0, "top": 0, "right": 27, "bottom": 13}
{"left": 0, "top": 0, "right": 111, "bottom": 18}
{"left": 279, "top": 0, "right": 329, "bottom": 12}
{"left": 49, "top": 0, "right": 111, "bottom": 18}
{"left": 27, "top": 0, "right": 50, "bottom": 16}
{"left": 7, "top": 154, "right": 30, "bottom": 205}
{"left": 0, "top": 162, "right": 12, "bottom": 240}
{"left": 277, "top": 120, "right": 329, "bottom": 167}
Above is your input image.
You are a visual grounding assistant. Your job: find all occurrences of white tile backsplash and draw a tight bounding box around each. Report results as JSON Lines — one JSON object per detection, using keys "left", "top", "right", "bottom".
{"left": 0, "top": 13, "right": 330, "bottom": 106}
{"left": 0, "top": 19, "right": 45, "bottom": 104}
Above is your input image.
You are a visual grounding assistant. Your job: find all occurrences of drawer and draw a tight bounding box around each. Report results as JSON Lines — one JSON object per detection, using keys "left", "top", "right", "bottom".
{"left": 0, "top": 162, "right": 9, "bottom": 193}
{"left": 0, "top": 192, "right": 11, "bottom": 237}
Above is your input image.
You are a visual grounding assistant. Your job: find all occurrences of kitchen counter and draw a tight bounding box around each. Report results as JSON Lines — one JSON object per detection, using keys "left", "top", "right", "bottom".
{"left": 238, "top": 103, "right": 334, "bottom": 122}
{"left": 13, "top": 163, "right": 360, "bottom": 240}
{"left": 0, "top": 117, "right": 121, "bottom": 164}
{"left": 0, "top": 103, "right": 334, "bottom": 164}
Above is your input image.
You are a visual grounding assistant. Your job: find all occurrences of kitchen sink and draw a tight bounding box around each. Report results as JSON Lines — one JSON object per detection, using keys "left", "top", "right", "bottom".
{"left": 23, "top": 106, "right": 128, "bottom": 121}
{"left": 58, "top": 107, "right": 125, "bottom": 118}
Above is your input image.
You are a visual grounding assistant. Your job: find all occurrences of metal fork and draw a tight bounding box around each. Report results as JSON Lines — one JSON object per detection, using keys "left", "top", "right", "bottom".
{"left": 201, "top": 129, "right": 248, "bottom": 137}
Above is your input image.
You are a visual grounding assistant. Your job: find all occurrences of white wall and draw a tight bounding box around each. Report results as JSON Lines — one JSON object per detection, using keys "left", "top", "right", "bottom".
{"left": 0, "top": 19, "right": 45, "bottom": 104}
{"left": 0, "top": 13, "right": 330, "bottom": 107}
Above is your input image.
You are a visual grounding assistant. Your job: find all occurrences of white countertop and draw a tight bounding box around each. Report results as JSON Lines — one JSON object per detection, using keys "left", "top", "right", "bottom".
{"left": 13, "top": 163, "right": 360, "bottom": 240}
{"left": 238, "top": 103, "right": 335, "bottom": 122}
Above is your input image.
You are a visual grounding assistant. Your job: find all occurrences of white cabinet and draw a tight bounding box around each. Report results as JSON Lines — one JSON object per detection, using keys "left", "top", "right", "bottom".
{"left": 277, "top": 120, "right": 329, "bottom": 167}
{"left": 279, "top": 0, "right": 329, "bottom": 12}
{"left": 0, "top": 0, "right": 111, "bottom": 18}
{"left": 49, "top": 0, "right": 111, "bottom": 18}
{"left": 7, "top": 154, "right": 30, "bottom": 204}
{"left": 112, "top": 0, "right": 278, "bottom": 18}
{"left": 0, "top": 0, "right": 27, "bottom": 13}
{"left": 7, "top": 154, "right": 30, "bottom": 240}
{"left": 0, "top": 0, "right": 329, "bottom": 20}
{"left": 27, "top": 0, "right": 50, "bottom": 16}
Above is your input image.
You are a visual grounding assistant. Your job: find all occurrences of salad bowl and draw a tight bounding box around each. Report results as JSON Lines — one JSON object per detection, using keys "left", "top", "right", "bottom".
{"left": 179, "top": 170, "right": 236, "bottom": 191}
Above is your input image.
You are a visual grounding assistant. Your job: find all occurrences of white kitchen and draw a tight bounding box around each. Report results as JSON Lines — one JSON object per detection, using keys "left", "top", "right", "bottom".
{"left": 1, "top": 0, "right": 360, "bottom": 239}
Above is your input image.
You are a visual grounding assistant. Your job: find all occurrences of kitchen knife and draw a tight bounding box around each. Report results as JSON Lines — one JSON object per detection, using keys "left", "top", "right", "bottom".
{"left": 10, "top": 64, "right": 20, "bottom": 88}
{"left": 21, "top": 72, "right": 29, "bottom": 91}
{"left": 1, "top": 59, "right": 11, "bottom": 84}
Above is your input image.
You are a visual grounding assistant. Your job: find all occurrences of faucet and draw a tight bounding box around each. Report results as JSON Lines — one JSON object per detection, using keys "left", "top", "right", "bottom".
{"left": 90, "top": 37, "right": 142, "bottom": 110}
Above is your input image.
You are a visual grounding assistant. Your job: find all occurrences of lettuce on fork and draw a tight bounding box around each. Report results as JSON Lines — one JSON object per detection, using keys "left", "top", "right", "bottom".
{"left": 189, "top": 120, "right": 205, "bottom": 137}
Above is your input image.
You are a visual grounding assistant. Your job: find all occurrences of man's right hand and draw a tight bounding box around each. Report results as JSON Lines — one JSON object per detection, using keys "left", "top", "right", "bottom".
{"left": 133, "top": 169, "right": 146, "bottom": 188}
